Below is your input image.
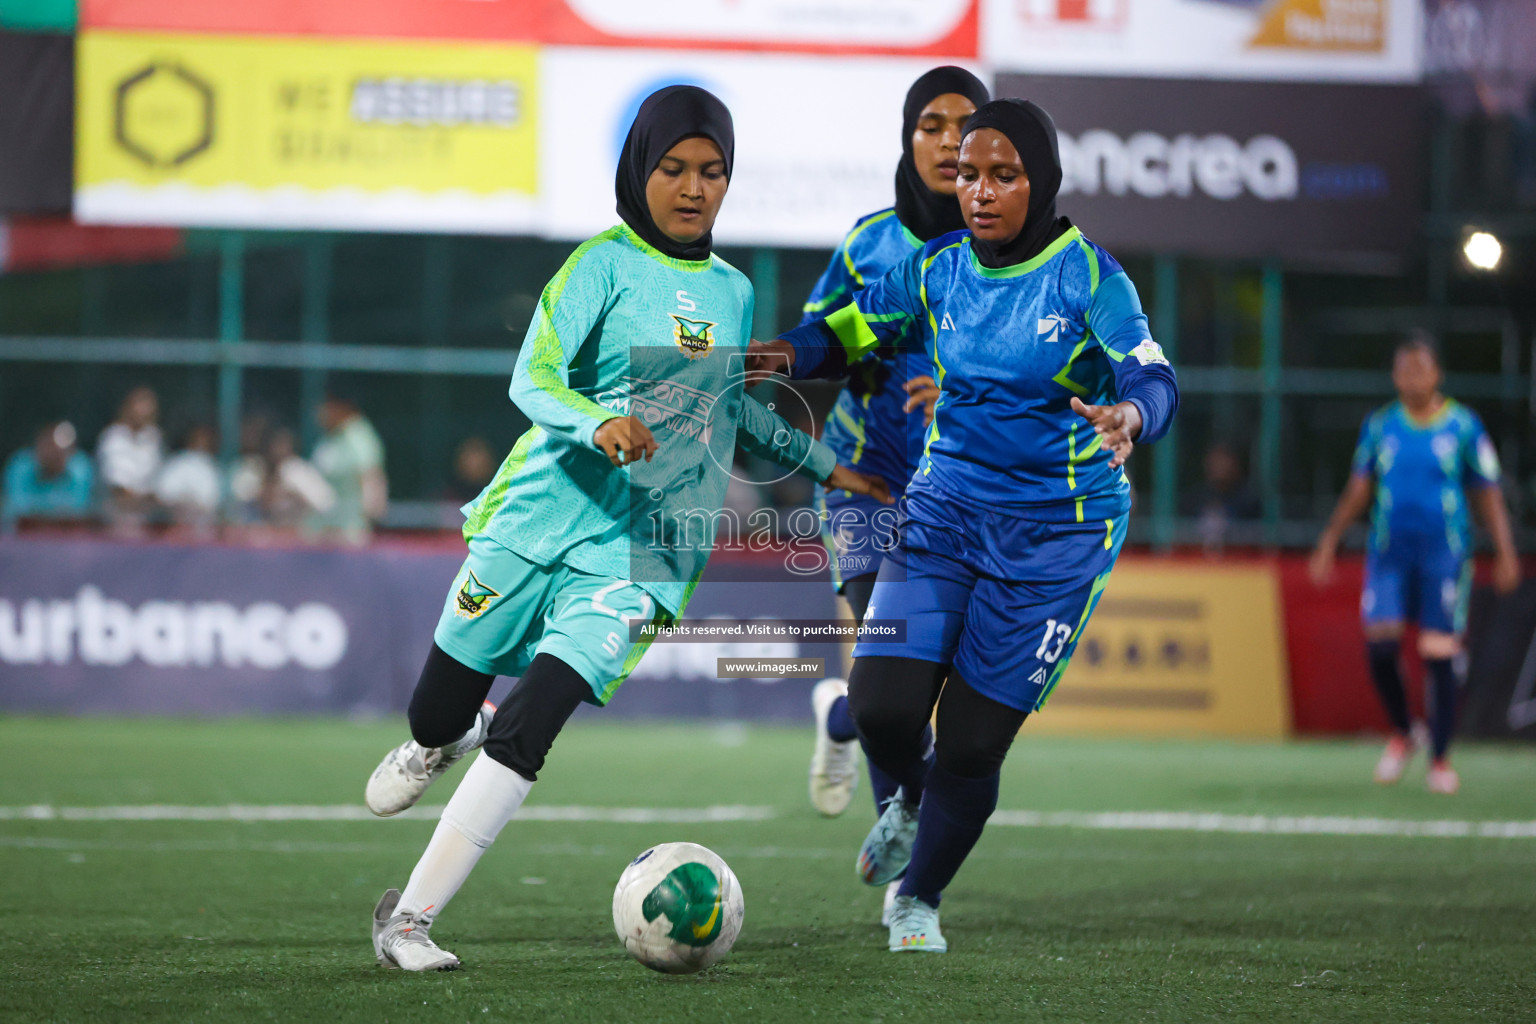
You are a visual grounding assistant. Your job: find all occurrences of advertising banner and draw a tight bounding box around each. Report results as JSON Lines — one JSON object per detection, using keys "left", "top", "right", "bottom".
{"left": 1459, "top": 580, "right": 1536, "bottom": 742}
{"left": 983, "top": 0, "right": 1421, "bottom": 82}
{"left": 997, "top": 73, "right": 1426, "bottom": 262}
{"left": 75, "top": 30, "right": 541, "bottom": 232}
{"left": 0, "top": 30, "right": 73, "bottom": 215}
{"left": 0, "top": 539, "right": 840, "bottom": 720}
{"left": 540, "top": 49, "right": 970, "bottom": 246}
{"left": 1030, "top": 560, "right": 1291, "bottom": 738}
{"left": 81, "top": 0, "right": 979, "bottom": 57}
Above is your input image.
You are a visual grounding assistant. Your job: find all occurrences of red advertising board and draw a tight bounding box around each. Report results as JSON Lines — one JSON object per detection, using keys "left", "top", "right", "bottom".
{"left": 1, "top": 217, "right": 182, "bottom": 272}
{"left": 80, "top": 0, "right": 978, "bottom": 56}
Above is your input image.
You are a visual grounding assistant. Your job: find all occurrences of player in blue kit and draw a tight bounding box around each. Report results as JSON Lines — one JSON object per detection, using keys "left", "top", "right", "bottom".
{"left": 750, "top": 99, "right": 1179, "bottom": 952}
{"left": 1310, "top": 337, "right": 1520, "bottom": 794}
{"left": 803, "top": 71, "right": 991, "bottom": 908}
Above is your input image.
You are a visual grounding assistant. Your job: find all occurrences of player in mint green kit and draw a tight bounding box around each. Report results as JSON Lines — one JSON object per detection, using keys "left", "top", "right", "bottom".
{"left": 363, "top": 85, "right": 888, "bottom": 972}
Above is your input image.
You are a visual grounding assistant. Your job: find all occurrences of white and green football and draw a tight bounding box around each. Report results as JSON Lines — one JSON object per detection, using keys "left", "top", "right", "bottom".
{"left": 612, "top": 842, "right": 743, "bottom": 974}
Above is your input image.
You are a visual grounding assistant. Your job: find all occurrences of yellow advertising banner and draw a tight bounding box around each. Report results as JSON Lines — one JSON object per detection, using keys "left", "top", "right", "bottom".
{"left": 1028, "top": 560, "right": 1291, "bottom": 739}
{"left": 76, "top": 30, "right": 539, "bottom": 231}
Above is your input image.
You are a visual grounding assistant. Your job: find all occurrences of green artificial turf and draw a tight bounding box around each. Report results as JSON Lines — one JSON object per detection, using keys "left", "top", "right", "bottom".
{"left": 1, "top": 717, "right": 1533, "bottom": 1022}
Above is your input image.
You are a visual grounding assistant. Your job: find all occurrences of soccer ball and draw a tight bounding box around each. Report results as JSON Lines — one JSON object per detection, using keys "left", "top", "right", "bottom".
{"left": 612, "top": 842, "right": 744, "bottom": 974}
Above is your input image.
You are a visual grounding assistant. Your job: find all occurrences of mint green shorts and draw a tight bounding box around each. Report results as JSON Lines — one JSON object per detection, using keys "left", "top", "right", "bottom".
{"left": 433, "top": 535, "right": 668, "bottom": 705}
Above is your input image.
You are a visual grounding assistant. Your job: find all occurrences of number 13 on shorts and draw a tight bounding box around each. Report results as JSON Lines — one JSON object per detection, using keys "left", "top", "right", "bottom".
{"left": 1035, "top": 619, "right": 1073, "bottom": 663}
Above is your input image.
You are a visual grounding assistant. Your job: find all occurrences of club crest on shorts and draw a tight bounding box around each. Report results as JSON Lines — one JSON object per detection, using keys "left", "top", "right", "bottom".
{"left": 454, "top": 568, "right": 500, "bottom": 619}
{"left": 670, "top": 315, "right": 717, "bottom": 360}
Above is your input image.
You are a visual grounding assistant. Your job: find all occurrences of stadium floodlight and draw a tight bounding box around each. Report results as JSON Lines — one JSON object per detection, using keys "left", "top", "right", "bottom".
{"left": 1463, "top": 230, "right": 1503, "bottom": 272}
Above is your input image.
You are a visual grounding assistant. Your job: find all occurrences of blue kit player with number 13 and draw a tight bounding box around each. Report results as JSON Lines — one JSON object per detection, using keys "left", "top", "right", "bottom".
{"left": 749, "top": 99, "right": 1179, "bottom": 953}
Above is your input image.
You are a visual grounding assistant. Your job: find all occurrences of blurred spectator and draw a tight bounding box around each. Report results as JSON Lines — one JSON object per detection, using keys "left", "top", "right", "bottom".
{"left": 227, "top": 413, "right": 272, "bottom": 524}
{"left": 309, "top": 392, "right": 387, "bottom": 545}
{"left": 438, "top": 435, "right": 498, "bottom": 528}
{"left": 96, "top": 386, "right": 163, "bottom": 536}
{"left": 1426, "top": 0, "right": 1536, "bottom": 117}
{"left": 2, "top": 420, "right": 94, "bottom": 530}
{"left": 155, "top": 423, "right": 222, "bottom": 536}
{"left": 442, "top": 436, "right": 498, "bottom": 505}
{"left": 1184, "top": 442, "right": 1261, "bottom": 553}
{"left": 260, "top": 428, "right": 335, "bottom": 530}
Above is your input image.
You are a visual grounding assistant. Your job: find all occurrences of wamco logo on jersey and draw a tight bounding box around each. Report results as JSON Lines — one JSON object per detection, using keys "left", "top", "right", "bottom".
{"left": 1059, "top": 130, "right": 1299, "bottom": 202}
{"left": 0, "top": 587, "right": 348, "bottom": 670}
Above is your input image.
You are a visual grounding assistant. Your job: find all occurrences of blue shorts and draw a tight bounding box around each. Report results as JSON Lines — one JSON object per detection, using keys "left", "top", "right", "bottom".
{"left": 1362, "top": 535, "right": 1472, "bottom": 635}
{"left": 851, "top": 487, "right": 1127, "bottom": 713}
{"left": 814, "top": 485, "right": 902, "bottom": 592}
{"left": 434, "top": 535, "right": 669, "bottom": 705}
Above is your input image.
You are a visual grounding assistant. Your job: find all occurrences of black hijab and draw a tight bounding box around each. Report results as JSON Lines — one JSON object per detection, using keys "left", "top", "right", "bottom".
{"left": 961, "top": 99, "right": 1070, "bottom": 269}
{"left": 893, "top": 67, "right": 991, "bottom": 243}
{"left": 615, "top": 85, "right": 735, "bottom": 262}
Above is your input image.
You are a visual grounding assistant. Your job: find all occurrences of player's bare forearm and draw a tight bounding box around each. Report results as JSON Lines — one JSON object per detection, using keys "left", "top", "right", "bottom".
{"left": 1473, "top": 485, "right": 1517, "bottom": 556}
{"left": 1308, "top": 474, "right": 1373, "bottom": 585}
{"left": 1473, "top": 485, "right": 1522, "bottom": 593}
{"left": 1319, "top": 474, "right": 1374, "bottom": 547}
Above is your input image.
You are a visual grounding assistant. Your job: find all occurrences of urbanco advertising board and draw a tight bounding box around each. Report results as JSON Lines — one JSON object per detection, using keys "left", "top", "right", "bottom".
{"left": 0, "top": 538, "right": 841, "bottom": 720}
{"left": 998, "top": 72, "right": 1427, "bottom": 262}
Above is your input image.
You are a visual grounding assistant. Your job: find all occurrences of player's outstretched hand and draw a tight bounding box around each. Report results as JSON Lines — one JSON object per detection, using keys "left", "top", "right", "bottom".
{"left": 742, "top": 338, "right": 797, "bottom": 384}
{"left": 594, "top": 416, "right": 659, "bottom": 468}
{"left": 1070, "top": 397, "right": 1142, "bottom": 470}
{"left": 824, "top": 464, "right": 893, "bottom": 505}
{"left": 1308, "top": 543, "right": 1336, "bottom": 587}
{"left": 903, "top": 375, "right": 941, "bottom": 426}
{"left": 1494, "top": 551, "right": 1521, "bottom": 595}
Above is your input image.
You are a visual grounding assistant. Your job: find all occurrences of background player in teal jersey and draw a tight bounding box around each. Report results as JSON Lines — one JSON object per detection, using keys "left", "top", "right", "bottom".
{"left": 804, "top": 70, "right": 991, "bottom": 894}
{"left": 751, "top": 99, "right": 1179, "bottom": 953}
{"left": 361, "top": 86, "right": 889, "bottom": 972}
{"left": 1311, "top": 337, "right": 1520, "bottom": 795}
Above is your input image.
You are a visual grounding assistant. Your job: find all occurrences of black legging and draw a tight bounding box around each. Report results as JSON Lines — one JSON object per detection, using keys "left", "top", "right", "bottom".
{"left": 847, "top": 655, "right": 1028, "bottom": 786}
{"left": 406, "top": 643, "right": 591, "bottom": 782}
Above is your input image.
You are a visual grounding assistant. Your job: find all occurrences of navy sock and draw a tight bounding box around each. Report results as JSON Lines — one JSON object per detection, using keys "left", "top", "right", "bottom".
{"left": 868, "top": 724, "right": 933, "bottom": 813}
{"left": 1366, "top": 639, "right": 1412, "bottom": 735}
{"left": 898, "top": 763, "right": 999, "bottom": 908}
{"left": 1425, "top": 657, "right": 1460, "bottom": 759}
{"left": 825, "top": 694, "right": 858, "bottom": 743}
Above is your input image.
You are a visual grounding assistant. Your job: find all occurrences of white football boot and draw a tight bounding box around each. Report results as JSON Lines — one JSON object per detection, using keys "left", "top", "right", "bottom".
{"left": 809, "top": 678, "right": 858, "bottom": 817}
{"left": 372, "top": 889, "right": 460, "bottom": 971}
{"left": 366, "top": 702, "right": 495, "bottom": 817}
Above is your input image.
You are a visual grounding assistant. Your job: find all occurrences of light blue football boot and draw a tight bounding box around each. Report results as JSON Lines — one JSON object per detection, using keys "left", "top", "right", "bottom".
{"left": 856, "top": 789, "right": 919, "bottom": 886}
{"left": 887, "top": 894, "right": 946, "bottom": 953}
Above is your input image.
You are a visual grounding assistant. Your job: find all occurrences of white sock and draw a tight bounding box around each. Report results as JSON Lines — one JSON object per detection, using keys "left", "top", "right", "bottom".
{"left": 397, "top": 752, "right": 533, "bottom": 925}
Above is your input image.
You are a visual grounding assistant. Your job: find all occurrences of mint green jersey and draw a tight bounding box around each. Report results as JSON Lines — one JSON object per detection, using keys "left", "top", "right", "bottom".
{"left": 463, "top": 224, "right": 837, "bottom": 616}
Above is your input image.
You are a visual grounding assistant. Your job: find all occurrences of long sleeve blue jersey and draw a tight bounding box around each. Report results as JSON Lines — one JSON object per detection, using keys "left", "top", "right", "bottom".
{"left": 782, "top": 226, "right": 1179, "bottom": 524}
{"left": 799, "top": 208, "right": 937, "bottom": 498}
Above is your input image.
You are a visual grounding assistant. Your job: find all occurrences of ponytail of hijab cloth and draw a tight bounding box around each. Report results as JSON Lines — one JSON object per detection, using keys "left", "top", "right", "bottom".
{"left": 893, "top": 66, "right": 991, "bottom": 243}
{"left": 614, "top": 85, "right": 735, "bottom": 262}
{"left": 961, "top": 98, "right": 1070, "bottom": 269}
